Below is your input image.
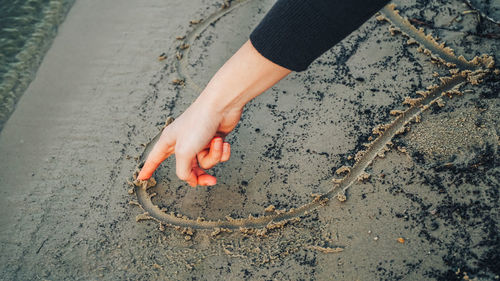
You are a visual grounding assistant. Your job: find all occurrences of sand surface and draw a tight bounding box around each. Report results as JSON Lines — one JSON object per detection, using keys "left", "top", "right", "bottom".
{"left": 0, "top": 0, "right": 499, "bottom": 280}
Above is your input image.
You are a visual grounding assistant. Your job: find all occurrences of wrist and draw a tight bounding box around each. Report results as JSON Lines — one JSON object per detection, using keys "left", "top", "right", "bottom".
{"left": 196, "top": 83, "right": 245, "bottom": 115}
{"left": 195, "top": 40, "right": 291, "bottom": 115}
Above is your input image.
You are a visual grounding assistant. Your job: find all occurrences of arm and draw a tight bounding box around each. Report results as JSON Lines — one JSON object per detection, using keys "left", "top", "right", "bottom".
{"left": 138, "top": 0, "right": 390, "bottom": 186}
{"left": 137, "top": 40, "right": 291, "bottom": 186}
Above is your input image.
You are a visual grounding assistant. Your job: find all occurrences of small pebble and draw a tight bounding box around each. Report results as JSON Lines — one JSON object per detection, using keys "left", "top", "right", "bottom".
{"left": 158, "top": 53, "right": 167, "bottom": 61}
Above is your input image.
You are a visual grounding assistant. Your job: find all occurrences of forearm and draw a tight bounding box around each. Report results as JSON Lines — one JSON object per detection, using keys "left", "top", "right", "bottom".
{"left": 195, "top": 40, "right": 291, "bottom": 114}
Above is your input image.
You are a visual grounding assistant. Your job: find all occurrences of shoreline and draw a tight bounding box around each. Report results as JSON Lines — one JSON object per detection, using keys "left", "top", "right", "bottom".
{"left": 0, "top": 0, "right": 75, "bottom": 131}
{"left": 0, "top": 0, "right": 194, "bottom": 278}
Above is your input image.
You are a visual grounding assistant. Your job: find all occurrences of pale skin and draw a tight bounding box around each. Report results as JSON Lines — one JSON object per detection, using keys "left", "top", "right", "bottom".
{"left": 137, "top": 40, "right": 291, "bottom": 186}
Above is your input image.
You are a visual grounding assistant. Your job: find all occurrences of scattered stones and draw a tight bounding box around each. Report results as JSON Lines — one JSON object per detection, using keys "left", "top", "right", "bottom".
{"left": 357, "top": 172, "right": 371, "bottom": 182}
{"left": 337, "top": 192, "right": 347, "bottom": 202}
{"left": 179, "top": 43, "right": 190, "bottom": 50}
{"left": 335, "top": 166, "right": 351, "bottom": 175}
{"left": 221, "top": 0, "right": 230, "bottom": 9}
{"left": 264, "top": 205, "right": 275, "bottom": 212}
{"left": 172, "top": 79, "right": 185, "bottom": 86}
{"left": 158, "top": 53, "right": 167, "bottom": 61}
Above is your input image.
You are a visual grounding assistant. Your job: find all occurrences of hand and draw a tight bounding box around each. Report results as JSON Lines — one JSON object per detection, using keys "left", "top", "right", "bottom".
{"left": 137, "top": 40, "right": 290, "bottom": 186}
{"left": 137, "top": 99, "right": 242, "bottom": 187}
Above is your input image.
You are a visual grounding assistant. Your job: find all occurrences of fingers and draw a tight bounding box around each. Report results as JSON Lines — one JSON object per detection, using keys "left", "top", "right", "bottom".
{"left": 221, "top": 142, "right": 231, "bottom": 162}
{"left": 197, "top": 138, "right": 231, "bottom": 169}
{"left": 175, "top": 149, "right": 197, "bottom": 186}
{"left": 197, "top": 137, "right": 223, "bottom": 169}
{"left": 139, "top": 133, "right": 229, "bottom": 187}
{"left": 178, "top": 158, "right": 217, "bottom": 187}
{"left": 138, "top": 130, "right": 175, "bottom": 180}
{"left": 193, "top": 161, "right": 217, "bottom": 186}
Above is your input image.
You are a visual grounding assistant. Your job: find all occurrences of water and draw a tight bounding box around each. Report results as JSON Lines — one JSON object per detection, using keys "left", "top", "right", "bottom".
{"left": 0, "top": 0, "right": 75, "bottom": 131}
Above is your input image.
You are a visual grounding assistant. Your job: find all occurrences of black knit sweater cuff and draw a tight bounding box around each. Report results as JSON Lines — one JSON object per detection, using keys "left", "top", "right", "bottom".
{"left": 250, "top": 0, "right": 390, "bottom": 72}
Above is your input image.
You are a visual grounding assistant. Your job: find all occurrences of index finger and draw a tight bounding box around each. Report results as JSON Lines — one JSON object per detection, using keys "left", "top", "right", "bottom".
{"left": 137, "top": 130, "right": 175, "bottom": 180}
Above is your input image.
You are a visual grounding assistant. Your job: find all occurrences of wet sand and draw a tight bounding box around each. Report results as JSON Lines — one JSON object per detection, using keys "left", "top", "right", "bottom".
{"left": 0, "top": 0, "right": 499, "bottom": 280}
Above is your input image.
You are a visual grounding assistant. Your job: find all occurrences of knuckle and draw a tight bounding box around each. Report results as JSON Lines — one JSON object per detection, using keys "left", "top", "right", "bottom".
{"left": 175, "top": 169, "right": 189, "bottom": 180}
{"left": 148, "top": 157, "right": 162, "bottom": 166}
{"left": 175, "top": 145, "right": 191, "bottom": 158}
{"left": 160, "top": 126, "right": 173, "bottom": 140}
{"left": 213, "top": 148, "right": 223, "bottom": 157}
{"left": 199, "top": 161, "right": 214, "bottom": 170}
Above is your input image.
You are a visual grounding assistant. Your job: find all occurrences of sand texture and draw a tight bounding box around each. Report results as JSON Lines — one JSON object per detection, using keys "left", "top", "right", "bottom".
{"left": 0, "top": 0, "right": 499, "bottom": 280}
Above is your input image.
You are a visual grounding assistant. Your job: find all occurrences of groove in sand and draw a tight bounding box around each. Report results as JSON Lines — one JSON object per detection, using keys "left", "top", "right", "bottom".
{"left": 131, "top": 3, "right": 494, "bottom": 232}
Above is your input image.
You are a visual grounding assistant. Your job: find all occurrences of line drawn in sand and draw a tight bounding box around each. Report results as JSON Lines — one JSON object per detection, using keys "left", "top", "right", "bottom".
{"left": 129, "top": 2, "right": 497, "bottom": 235}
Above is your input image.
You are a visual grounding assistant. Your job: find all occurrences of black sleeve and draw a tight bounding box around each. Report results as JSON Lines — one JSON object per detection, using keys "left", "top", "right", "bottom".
{"left": 249, "top": 0, "right": 390, "bottom": 71}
